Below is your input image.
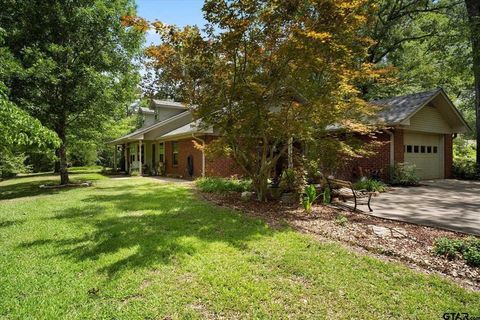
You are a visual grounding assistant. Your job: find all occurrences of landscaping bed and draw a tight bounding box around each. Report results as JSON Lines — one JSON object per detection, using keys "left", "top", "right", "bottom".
{"left": 199, "top": 191, "right": 480, "bottom": 290}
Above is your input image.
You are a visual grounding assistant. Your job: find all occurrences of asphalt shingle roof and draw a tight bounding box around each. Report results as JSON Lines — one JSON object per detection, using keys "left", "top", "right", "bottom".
{"left": 372, "top": 88, "right": 441, "bottom": 124}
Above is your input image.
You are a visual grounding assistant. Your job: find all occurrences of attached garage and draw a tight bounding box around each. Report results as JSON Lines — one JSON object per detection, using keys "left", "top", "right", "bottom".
{"left": 373, "top": 88, "right": 471, "bottom": 180}
{"left": 404, "top": 132, "right": 444, "bottom": 179}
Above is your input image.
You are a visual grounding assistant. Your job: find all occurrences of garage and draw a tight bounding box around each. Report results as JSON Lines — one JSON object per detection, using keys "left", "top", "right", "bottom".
{"left": 404, "top": 132, "right": 444, "bottom": 179}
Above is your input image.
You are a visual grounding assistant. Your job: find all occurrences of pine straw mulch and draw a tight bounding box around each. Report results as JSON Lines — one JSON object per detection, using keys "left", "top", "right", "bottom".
{"left": 198, "top": 191, "right": 480, "bottom": 291}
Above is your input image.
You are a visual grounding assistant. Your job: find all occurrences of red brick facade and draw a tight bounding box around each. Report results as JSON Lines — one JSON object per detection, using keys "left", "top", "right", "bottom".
{"left": 335, "top": 132, "right": 391, "bottom": 181}
{"left": 162, "top": 136, "right": 242, "bottom": 179}
{"left": 444, "top": 134, "right": 453, "bottom": 178}
{"left": 161, "top": 129, "right": 454, "bottom": 181}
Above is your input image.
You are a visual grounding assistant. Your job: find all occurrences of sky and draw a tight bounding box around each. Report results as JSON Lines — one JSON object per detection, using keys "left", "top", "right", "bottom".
{"left": 136, "top": 0, "right": 207, "bottom": 45}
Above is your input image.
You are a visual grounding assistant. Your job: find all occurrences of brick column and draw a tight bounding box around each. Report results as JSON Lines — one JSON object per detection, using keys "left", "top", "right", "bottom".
{"left": 444, "top": 134, "right": 453, "bottom": 178}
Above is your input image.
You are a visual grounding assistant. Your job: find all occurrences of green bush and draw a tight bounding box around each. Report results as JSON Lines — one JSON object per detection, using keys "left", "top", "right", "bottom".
{"left": 463, "top": 247, "right": 480, "bottom": 267}
{"left": 388, "top": 163, "right": 420, "bottom": 186}
{"left": 453, "top": 139, "right": 478, "bottom": 180}
{"left": 196, "top": 177, "right": 252, "bottom": 193}
{"left": 0, "top": 152, "right": 31, "bottom": 178}
{"left": 353, "top": 178, "right": 387, "bottom": 192}
{"left": 433, "top": 237, "right": 480, "bottom": 266}
{"left": 433, "top": 237, "right": 464, "bottom": 259}
{"left": 323, "top": 185, "right": 331, "bottom": 204}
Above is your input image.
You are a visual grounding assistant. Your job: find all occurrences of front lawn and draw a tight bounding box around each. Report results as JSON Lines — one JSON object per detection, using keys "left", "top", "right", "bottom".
{"left": 0, "top": 169, "right": 478, "bottom": 318}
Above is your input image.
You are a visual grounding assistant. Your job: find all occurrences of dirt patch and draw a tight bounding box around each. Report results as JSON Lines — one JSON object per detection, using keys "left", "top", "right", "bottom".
{"left": 198, "top": 191, "right": 480, "bottom": 291}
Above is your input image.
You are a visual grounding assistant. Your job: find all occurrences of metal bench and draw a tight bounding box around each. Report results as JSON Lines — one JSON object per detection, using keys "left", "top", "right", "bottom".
{"left": 326, "top": 178, "right": 375, "bottom": 212}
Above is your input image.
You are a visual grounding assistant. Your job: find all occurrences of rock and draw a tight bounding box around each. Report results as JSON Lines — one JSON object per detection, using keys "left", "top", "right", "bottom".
{"left": 241, "top": 191, "right": 253, "bottom": 201}
{"left": 369, "top": 225, "right": 392, "bottom": 238}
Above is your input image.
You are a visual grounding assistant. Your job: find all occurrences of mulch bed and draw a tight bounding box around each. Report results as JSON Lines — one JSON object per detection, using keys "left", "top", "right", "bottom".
{"left": 198, "top": 191, "right": 480, "bottom": 291}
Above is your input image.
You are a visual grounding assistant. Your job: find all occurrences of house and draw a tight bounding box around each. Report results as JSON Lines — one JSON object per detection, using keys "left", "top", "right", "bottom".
{"left": 108, "top": 99, "right": 241, "bottom": 178}
{"left": 109, "top": 88, "right": 470, "bottom": 180}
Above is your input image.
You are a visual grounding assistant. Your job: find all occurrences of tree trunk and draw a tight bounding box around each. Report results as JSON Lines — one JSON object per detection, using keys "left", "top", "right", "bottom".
{"left": 56, "top": 119, "right": 69, "bottom": 185}
{"left": 465, "top": 0, "right": 480, "bottom": 167}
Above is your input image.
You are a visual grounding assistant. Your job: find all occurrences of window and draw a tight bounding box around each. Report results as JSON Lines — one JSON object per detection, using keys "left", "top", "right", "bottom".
{"left": 421, "top": 146, "right": 426, "bottom": 153}
{"left": 427, "top": 146, "right": 432, "bottom": 153}
{"left": 152, "top": 144, "right": 156, "bottom": 165}
{"left": 414, "top": 145, "right": 419, "bottom": 153}
{"left": 172, "top": 141, "right": 179, "bottom": 166}
{"left": 433, "top": 146, "right": 438, "bottom": 154}
{"left": 406, "top": 145, "right": 413, "bottom": 153}
{"left": 159, "top": 142, "right": 165, "bottom": 163}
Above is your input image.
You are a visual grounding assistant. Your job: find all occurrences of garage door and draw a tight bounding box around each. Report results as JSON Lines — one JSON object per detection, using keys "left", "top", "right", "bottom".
{"left": 404, "top": 132, "right": 444, "bottom": 180}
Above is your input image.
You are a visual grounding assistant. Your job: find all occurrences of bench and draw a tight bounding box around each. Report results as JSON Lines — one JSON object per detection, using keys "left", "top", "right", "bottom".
{"left": 326, "top": 178, "right": 375, "bottom": 212}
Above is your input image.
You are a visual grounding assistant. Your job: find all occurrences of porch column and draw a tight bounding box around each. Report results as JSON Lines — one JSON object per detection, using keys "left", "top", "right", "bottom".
{"left": 139, "top": 139, "right": 143, "bottom": 175}
{"left": 124, "top": 144, "right": 128, "bottom": 173}
{"left": 113, "top": 145, "right": 117, "bottom": 172}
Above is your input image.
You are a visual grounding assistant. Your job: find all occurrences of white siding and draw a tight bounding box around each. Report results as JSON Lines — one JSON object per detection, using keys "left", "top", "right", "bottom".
{"left": 407, "top": 104, "right": 451, "bottom": 134}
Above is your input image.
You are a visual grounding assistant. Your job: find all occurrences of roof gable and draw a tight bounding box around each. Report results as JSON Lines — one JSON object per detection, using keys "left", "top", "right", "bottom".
{"left": 372, "top": 88, "right": 470, "bottom": 133}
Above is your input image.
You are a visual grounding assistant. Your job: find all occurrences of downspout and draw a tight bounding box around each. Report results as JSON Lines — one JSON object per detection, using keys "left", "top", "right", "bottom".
{"left": 192, "top": 133, "right": 206, "bottom": 177}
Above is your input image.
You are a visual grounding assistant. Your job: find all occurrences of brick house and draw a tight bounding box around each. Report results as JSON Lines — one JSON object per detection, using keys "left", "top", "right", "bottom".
{"left": 109, "top": 88, "right": 470, "bottom": 181}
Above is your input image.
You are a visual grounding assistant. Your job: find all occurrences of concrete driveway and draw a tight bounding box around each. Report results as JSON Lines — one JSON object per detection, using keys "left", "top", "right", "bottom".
{"left": 370, "top": 179, "right": 480, "bottom": 235}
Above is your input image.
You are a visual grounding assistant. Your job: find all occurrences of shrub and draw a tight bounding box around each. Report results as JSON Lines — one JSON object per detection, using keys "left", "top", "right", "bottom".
{"left": 453, "top": 138, "right": 479, "bottom": 180}
{"left": 196, "top": 177, "right": 252, "bottom": 193}
{"left": 0, "top": 152, "right": 31, "bottom": 178}
{"left": 388, "top": 163, "right": 420, "bottom": 186}
{"left": 335, "top": 214, "right": 348, "bottom": 226}
{"left": 433, "top": 236, "right": 480, "bottom": 266}
{"left": 433, "top": 237, "right": 464, "bottom": 259}
{"left": 353, "top": 178, "right": 387, "bottom": 192}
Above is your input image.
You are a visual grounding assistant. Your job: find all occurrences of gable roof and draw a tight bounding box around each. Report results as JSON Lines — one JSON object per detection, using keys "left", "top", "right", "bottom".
{"left": 372, "top": 88, "right": 470, "bottom": 132}
{"left": 373, "top": 88, "right": 441, "bottom": 124}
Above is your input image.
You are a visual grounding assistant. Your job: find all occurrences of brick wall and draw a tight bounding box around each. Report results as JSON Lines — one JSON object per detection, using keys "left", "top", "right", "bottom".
{"left": 164, "top": 139, "right": 203, "bottom": 178}
{"left": 444, "top": 134, "right": 453, "bottom": 178}
{"left": 163, "top": 136, "right": 242, "bottom": 179}
{"left": 334, "top": 132, "right": 391, "bottom": 181}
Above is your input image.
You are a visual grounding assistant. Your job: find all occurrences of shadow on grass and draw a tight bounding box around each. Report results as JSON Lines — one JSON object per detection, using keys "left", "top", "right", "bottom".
{"left": 0, "top": 170, "right": 103, "bottom": 201}
{"left": 19, "top": 184, "right": 276, "bottom": 276}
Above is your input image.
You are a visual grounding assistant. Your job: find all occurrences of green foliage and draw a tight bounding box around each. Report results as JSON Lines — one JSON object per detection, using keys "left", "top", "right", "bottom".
{"left": 195, "top": 177, "right": 252, "bottom": 193}
{"left": 0, "top": 0, "right": 143, "bottom": 183}
{"left": 335, "top": 214, "right": 348, "bottom": 226}
{"left": 353, "top": 179, "right": 387, "bottom": 193}
{"left": 139, "top": 0, "right": 380, "bottom": 200}
{"left": 0, "top": 152, "right": 30, "bottom": 178}
{"left": 388, "top": 163, "right": 420, "bottom": 186}
{"left": 433, "top": 237, "right": 465, "bottom": 259}
{"left": 302, "top": 184, "right": 318, "bottom": 214}
{"left": 433, "top": 237, "right": 480, "bottom": 267}
{"left": 323, "top": 185, "right": 332, "bottom": 204}
{"left": 453, "top": 138, "right": 479, "bottom": 180}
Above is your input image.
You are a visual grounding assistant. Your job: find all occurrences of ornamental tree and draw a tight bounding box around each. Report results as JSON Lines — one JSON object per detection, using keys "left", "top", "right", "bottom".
{"left": 129, "top": 0, "right": 381, "bottom": 200}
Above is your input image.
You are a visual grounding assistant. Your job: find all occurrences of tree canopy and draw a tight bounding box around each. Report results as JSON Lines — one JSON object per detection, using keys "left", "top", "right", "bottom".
{"left": 0, "top": 0, "right": 144, "bottom": 184}
{"left": 126, "top": 0, "right": 383, "bottom": 200}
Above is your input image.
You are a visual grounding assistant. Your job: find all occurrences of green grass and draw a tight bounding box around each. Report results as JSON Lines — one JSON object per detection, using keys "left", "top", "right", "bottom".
{"left": 0, "top": 169, "right": 478, "bottom": 319}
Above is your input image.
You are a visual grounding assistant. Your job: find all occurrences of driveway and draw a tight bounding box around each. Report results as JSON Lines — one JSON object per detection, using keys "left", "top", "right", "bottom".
{"left": 370, "top": 179, "right": 480, "bottom": 235}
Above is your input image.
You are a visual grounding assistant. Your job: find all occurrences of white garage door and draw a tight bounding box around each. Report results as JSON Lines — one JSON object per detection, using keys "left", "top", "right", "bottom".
{"left": 404, "top": 132, "right": 444, "bottom": 180}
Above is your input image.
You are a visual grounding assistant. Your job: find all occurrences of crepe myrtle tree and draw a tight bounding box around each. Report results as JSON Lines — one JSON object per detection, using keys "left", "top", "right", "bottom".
{"left": 125, "top": 0, "right": 381, "bottom": 201}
